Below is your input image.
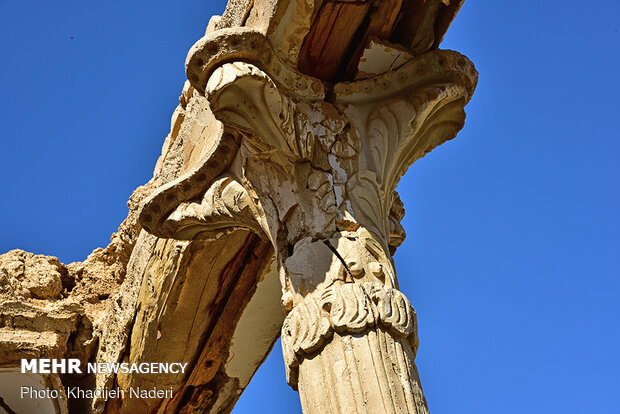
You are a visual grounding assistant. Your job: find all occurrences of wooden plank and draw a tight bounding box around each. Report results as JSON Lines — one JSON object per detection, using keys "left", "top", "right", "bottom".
{"left": 298, "top": 1, "right": 371, "bottom": 81}
{"left": 391, "top": 0, "right": 458, "bottom": 56}
{"left": 297, "top": 0, "right": 460, "bottom": 81}
{"left": 432, "top": 0, "right": 465, "bottom": 48}
{"left": 158, "top": 234, "right": 274, "bottom": 413}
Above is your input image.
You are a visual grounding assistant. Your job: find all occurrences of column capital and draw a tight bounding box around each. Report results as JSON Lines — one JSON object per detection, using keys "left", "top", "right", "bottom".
{"left": 138, "top": 27, "right": 476, "bottom": 274}
{"left": 138, "top": 26, "right": 476, "bottom": 414}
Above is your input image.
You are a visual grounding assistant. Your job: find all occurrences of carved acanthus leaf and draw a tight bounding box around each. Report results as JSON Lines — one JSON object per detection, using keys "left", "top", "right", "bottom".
{"left": 334, "top": 50, "right": 476, "bottom": 242}
{"left": 206, "top": 62, "right": 300, "bottom": 158}
{"left": 139, "top": 129, "right": 242, "bottom": 239}
{"left": 389, "top": 190, "right": 407, "bottom": 254}
{"left": 281, "top": 282, "right": 418, "bottom": 387}
{"left": 157, "top": 175, "right": 265, "bottom": 241}
{"left": 376, "top": 83, "right": 469, "bottom": 197}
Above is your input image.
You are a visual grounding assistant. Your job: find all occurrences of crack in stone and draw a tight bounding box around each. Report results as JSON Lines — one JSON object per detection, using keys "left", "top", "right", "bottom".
{"left": 322, "top": 239, "right": 352, "bottom": 279}
{"left": 0, "top": 396, "right": 18, "bottom": 414}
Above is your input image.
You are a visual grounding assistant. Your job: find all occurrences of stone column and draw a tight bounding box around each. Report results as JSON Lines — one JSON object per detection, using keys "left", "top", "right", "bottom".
{"left": 139, "top": 27, "right": 477, "bottom": 413}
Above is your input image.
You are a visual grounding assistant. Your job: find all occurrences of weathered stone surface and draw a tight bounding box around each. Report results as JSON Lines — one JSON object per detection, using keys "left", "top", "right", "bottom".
{"left": 0, "top": 0, "right": 475, "bottom": 412}
{"left": 0, "top": 250, "right": 64, "bottom": 300}
{"left": 355, "top": 38, "right": 415, "bottom": 80}
{"left": 0, "top": 300, "right": 86, "bottom": 367}
{"left": 138, "top": 2, "right": 476, "bottom": 410}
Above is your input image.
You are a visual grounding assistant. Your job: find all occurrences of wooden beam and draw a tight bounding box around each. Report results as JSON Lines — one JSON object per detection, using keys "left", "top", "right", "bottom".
{"left": 298, "top": 1, "right": 371, "bottom": 81}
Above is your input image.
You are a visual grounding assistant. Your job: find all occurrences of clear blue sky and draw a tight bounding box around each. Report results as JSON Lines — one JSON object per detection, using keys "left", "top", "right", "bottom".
{"left": 1, "top": 1, "right": 619, "bottom": 413}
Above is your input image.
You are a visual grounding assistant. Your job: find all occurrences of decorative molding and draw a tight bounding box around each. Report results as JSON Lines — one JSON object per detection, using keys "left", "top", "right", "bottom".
{"left": 186, "top": 28, "right": 324, "bottom": 100}
{"left": 138, "top": 129, "right": 242, "bottom": 239}
{"left": 139, "top": 30, "right": 477, "bottom": 262}
{"left": 281, "top": 282, "right": 418, "bottom": 388}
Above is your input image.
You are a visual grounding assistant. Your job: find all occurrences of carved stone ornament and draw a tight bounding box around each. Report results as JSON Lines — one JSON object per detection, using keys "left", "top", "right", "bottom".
{"left": 281, "top": 282, "right": 418, "bottom": 385}
{"left": 139, "top": 25, "right": 476, "bottom": 414}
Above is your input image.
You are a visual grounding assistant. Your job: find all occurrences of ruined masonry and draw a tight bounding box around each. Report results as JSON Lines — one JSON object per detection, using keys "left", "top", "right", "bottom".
{"left": 0, "top": 0, "right": 476, "bottom": 413}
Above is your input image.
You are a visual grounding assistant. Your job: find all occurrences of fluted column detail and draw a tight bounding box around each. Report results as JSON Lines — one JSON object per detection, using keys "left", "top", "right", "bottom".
{"left": 298, "top": 330, "right": 426, "bottom": 414}
{"left": 282, "top": 282, "right": 428, "bottom": 413}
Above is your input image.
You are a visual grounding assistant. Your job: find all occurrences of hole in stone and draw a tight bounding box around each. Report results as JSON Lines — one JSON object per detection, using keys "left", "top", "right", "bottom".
{"left": 207, "top": 44, "right": 219, "bottom": 55}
